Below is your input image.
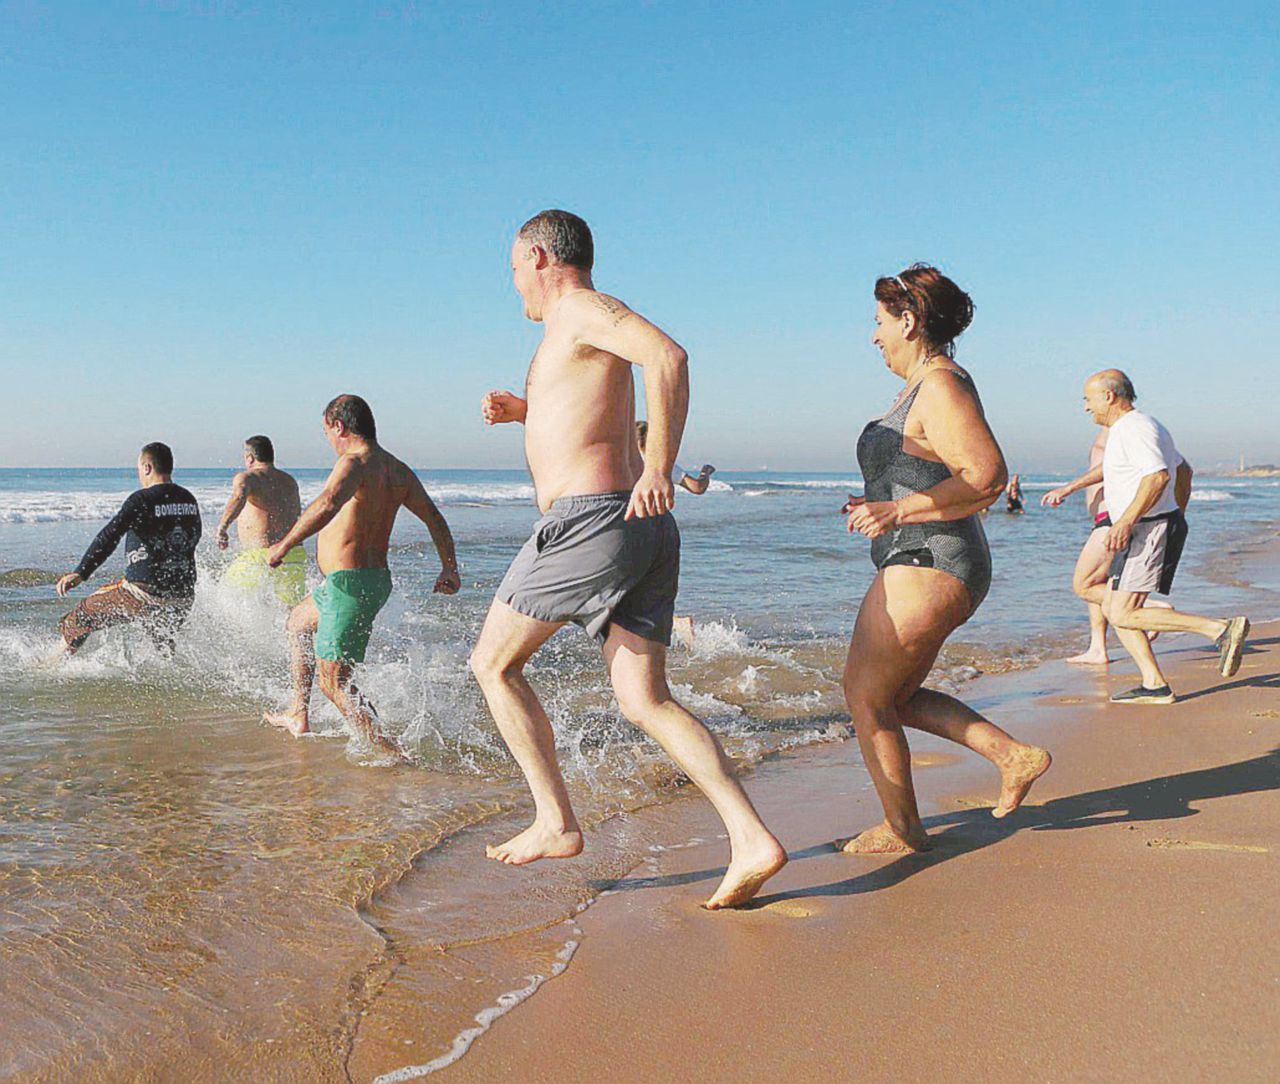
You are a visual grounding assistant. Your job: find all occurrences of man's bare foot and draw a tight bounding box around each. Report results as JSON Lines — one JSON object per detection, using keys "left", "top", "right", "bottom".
{"left": 839, "top": 821, "right": 930, "bottom": 855}
{"left": 1066, "top": 647, "right": 1109, "bottom": 665}
{"left": 485, "top": 821, "right": 584, "bottom": 866}
{"left": 703, "top": 834, "right": 788, "bottom": 910}
{"left": 263, "top": 709, "right": 310, "bottom": 737}
{"left": 993, "top": 744, "right": 1052, "bottom": 818}
{"left": 369, "top": 731, "right": 413, "bottom": 764}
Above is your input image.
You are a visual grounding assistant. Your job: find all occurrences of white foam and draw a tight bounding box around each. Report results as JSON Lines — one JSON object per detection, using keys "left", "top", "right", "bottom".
{"left": 684, "top": 619, "right": 751, "bottom": 659}
{"left": 0, "top": 480, "right": 538, "bottom": 523}
{"left": 762, "top": 478, "right": 862, "bottom": 489}
{"left": 1190, "top": 489, "right": 1234, "bottom": 502}
{"left": 374, "top": 935, "right": 581, "bottom": 1081}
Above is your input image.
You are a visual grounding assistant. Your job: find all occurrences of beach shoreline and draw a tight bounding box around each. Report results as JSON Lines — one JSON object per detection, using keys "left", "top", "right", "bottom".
{"left": 2, "top": 487, "right": 1277, "bottom": 1082}
{"left": 423, "top": 621, "right": 1280, "bottom": 1083}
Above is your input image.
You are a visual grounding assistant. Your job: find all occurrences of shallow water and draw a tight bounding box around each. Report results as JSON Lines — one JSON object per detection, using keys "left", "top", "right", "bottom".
{"left": 1, "top": 467, "right": 1277, "bottom": 1078}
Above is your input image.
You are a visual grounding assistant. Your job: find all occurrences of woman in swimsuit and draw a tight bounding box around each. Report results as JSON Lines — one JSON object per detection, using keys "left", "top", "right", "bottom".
{"left": 840, "top": 265, "right": 1051, "bottom": 854}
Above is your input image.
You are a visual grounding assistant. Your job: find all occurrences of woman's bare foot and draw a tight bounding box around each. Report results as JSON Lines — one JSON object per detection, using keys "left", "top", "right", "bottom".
{"left": 1067, "top": 646, "right": 1109, "bottom": 665}
{"left": 263, "top": 709, "right": 309, "bottom": 737}
{"left": 839, "top": 821, "right": 930, "bottom": 855}
{"left": 993, "top": 744, "right": 1052, "bottom": 818}
{"left": 703, "top": 834, "right": 788, "bottom": 910}
{"left": 486, "top": 821, "right": 584, "bottom": 866}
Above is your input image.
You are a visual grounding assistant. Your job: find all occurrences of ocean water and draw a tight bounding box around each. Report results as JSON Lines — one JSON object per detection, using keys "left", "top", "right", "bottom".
{"left": 1, "top": 466, "right": 1277, "bottom": 1079}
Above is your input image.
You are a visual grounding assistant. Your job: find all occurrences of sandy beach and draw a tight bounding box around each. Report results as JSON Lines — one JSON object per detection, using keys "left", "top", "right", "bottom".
{"left": 3, "top": 493, "right": 1276, "bottom": 1082}
{"left": 436, "top": 623, "right": 1279, "bottom": 1083}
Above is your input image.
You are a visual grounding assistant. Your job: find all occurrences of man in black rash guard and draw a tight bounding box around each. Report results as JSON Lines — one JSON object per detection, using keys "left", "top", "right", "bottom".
{"left": 53, "top": 442, "right": 203, "bottom": 658}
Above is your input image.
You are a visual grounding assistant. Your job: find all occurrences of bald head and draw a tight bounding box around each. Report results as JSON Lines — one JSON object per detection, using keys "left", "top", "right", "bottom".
{"left": 1087, "top": 369, "right": 1136, "bottom": 404}
{"left": 1083, "top": 369, "right": 1138, "bottom": 427}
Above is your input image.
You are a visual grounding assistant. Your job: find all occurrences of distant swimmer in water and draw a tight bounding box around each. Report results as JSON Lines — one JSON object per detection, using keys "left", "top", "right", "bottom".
{"left": 262, "top": 395, "right": 460, "bottom": 757}
{"left": 52, "top": 442, "right": 201, "bottom": 661}
{"left": 637, "top": 420, "right": 715, "bottom": 494}
{"left": 475, "top": 210, "right": 785, "bottom": 909}
{"left": 1004, "top": 472, "right": 1025, "bottom": 513}
{"left": 216, "top": 435, "right": 307, "bottom": 605}
{"left": 841, "top": 265, "right": 1051, "bottom": 854}
{"left": 1052, "top": 370, "right": 1248, "bottom": 704}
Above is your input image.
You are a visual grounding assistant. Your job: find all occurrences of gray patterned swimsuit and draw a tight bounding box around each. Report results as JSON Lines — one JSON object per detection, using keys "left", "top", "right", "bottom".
{"left": 856, "top": 371, "right": 992, "bottom": 613}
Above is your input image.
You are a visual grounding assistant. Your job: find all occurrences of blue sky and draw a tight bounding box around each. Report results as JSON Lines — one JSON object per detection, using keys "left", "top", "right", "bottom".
{"left": 2, "top": 1, "right": 1276, "bottom": 471}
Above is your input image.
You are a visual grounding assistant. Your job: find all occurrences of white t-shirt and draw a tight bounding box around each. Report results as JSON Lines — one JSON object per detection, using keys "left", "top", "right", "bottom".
{"left": 1102, "top": 410, "right": 1183, "bottom": 520}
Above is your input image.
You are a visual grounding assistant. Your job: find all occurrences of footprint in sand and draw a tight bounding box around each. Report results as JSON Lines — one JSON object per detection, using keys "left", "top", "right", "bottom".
{"left": 1056, "top": 696, "right": 1087, "bottom": 704}
{"left": 759, "top": 901, "right": 816, "bottom": 918}
{"left": 1250, "top": 709, "right": 1280, "bottom": 718}
{"left": 911, "top": 752, "right": 961, "bottom": 769}
{"left": 1146, "top": 838, "right": 1269, "bottom": 854}
{"left": 953, "top": 796, "right": 995, "bottom": 809}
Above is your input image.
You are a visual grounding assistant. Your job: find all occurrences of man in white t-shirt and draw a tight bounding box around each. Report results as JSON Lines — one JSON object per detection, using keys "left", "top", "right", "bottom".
{"left": 1064, "top": 370, "right": 1249, "bottom": 704}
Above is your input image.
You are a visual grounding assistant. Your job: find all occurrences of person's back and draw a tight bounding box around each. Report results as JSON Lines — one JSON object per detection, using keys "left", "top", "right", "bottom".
{"left": 523, "top": 291, "right": 644, "bottom": 510}
{"left": 316, "top": 445, "right": 414, "bottom": 572}
{"left": 121, "top": 481, "right": 203, "bottom": 595}
{"left": 236, "top": 466, "right": 302, "bottom": 549}
{"left": 53, "top": 442, "right": 202, "bottom": 659}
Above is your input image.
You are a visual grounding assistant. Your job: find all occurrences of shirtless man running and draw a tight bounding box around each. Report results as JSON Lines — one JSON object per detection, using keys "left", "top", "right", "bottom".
{"left": 474, "top": 209, "right": 785, "bottom": 910}
{"left": 262, "top": 395, "right": 460, "bottom": 755}
{"left": 217, "top": 435, "right": 306, "bottom": 605}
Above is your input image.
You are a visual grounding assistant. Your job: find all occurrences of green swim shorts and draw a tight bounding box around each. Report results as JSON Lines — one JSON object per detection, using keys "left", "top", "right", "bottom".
{"left": 312, "top": 568, "right": 393, "bottom": 663}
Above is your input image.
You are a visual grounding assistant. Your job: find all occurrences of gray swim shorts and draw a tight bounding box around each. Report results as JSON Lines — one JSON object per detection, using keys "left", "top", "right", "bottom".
{"left": 497, "top": 491, "right": 680, "bottom": 645}
{"left": 1109, "top": 511, "right": 1188, "bottom": 595}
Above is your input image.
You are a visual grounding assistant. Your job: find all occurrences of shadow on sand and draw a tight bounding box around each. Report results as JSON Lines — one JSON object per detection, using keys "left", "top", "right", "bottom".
{"left": 598, "top": 745, "right": 1280, "bottom": 907}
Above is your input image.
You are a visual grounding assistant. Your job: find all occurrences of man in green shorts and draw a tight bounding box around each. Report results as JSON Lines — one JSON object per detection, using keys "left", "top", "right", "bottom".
{"left": 262, "top": 395, "right": 460, "bottom": 757}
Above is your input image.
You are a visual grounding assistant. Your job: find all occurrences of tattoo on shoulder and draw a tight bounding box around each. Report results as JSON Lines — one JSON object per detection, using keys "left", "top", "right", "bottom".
{"left": 591, "top": 293, "right": 632, "bottom": 326}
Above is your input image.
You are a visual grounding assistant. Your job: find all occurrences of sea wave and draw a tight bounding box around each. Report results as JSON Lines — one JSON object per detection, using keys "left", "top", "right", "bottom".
{"left": 0, "top": 481, "right": 539, "bottom": 522}
{"left": 1190, "top": 489, "right": 1234, "bottom": 502}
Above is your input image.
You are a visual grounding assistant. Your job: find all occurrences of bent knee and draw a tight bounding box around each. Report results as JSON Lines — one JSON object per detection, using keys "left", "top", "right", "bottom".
{"left": 614, "top": 687, "right": 671, "bottom": 724}
{"left": 1105, "top": 599, "right": 1142, "bottom": 627}
{"left": 844, "top": 688, "right": 897, "bottom": 730}
{"left": 468, "top": 647, "right": 521, "bottom": 687}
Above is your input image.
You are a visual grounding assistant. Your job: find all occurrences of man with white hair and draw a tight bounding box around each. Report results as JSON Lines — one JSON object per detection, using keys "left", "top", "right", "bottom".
{"left": 1045, "top": 370, "right": 1249, "bottom": 703}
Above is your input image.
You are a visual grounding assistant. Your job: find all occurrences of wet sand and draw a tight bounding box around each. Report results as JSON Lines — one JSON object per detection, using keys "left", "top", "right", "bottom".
{"left": 439, "top": 626, "right": 1280, "bottom": 1082}
{"left": 5, "top": 536, "right": 1277, "bottom": 1080}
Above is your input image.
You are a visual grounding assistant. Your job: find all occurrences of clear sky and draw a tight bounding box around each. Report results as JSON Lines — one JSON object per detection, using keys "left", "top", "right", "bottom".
{"left": 2, "top": 1, "right": 1276, "bottom": 472}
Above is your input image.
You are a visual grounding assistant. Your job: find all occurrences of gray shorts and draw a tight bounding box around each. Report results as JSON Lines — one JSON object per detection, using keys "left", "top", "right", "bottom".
{"left": 1109, "top": 512, "right": 1188, "bottom": 595}
{"left": 497, "top": 491, "right": 680, "bottom": 645}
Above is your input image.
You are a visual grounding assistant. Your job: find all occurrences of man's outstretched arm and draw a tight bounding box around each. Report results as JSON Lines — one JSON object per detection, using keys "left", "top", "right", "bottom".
{"left": 1041, "top": 464, "right": 1104, "bottom": 507}
{"left": 57, "top": 494, "right": 142, "bottom": 595}
{"left": 216, "top": 472, "right": 250, "bottom": 550}
{"left": 404, "top": 474, "right": 460, "bottom": 594}
{"left": 568, "top": 292, "right": 689, "bottom": 519}
{"left": 266, "top": 456, "right": 363, "bottom": 565}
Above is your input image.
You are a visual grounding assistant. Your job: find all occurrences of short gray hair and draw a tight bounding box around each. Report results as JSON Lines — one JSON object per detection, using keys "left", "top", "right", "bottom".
{"left": 517, "top": 209, "right": 593, "bottom": 270}
{"left": 1097, "top": 370, "right": 1136, "bottom": 403}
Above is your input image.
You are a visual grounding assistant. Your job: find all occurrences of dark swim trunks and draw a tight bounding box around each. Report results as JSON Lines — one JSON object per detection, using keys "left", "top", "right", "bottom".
{"left": 497, "top": 491, "right": 679, "bottom": 645}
